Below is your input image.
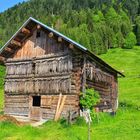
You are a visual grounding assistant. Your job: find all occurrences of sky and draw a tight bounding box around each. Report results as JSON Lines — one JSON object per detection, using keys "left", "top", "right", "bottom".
{"left": 0, "top": 0, "right": 27, "bottom": 13}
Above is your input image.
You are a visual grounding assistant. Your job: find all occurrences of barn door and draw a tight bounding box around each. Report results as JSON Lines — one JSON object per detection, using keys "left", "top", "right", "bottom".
{"left": 30, "top": 96, "right": 41, "bottom": 121}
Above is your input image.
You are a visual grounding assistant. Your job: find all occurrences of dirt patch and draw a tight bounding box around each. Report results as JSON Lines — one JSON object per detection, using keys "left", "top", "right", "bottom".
{"left": 0, "top": 115, "right": 47, "bottom": 127}
{"left": 0, "top": 115, "right": 23, "bottom": 125}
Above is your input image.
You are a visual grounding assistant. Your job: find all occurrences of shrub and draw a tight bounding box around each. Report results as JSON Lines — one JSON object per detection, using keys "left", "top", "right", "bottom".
{"left": 80, "top": 88, "right": 100, "bottom": 122}
{"left": 80, "top": 88, "right": 100, "bottom": 110}
{"left": 123, "top": 32, "right": 137, "bottom": 49}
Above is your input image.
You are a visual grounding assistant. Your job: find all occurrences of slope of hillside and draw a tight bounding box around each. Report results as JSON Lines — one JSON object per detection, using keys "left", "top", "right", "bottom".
{"left": 100, "top": 46, "right": 140, "bottom": 108}
{"left": 0, "top": 47, "right": 140, "bottom": 140}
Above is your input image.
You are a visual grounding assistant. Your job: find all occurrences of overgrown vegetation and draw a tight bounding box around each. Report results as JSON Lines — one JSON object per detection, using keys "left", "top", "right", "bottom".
{"left": 0, "top": 0, "right": 140, "bottom": 54}
{"left": 80, "top": 88, "right": 100, "bottom": 110}
{"left": 80, "top": 88, "right": 100, "bottom": 120}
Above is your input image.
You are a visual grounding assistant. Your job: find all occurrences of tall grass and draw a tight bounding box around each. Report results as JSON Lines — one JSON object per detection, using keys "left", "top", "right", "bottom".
{"left": 0, "top": 108, "right": 140, "bottom": 140}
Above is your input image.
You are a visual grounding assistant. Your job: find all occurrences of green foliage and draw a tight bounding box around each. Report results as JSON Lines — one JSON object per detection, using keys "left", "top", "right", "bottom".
{"left": 80, "top": 88, "right": 100, "bottom": 110}
{"left": 135, "top": 16, "right": 140, "bottom": 45}
{"left": 59, "top": 118, "right": 70, "bottom": 128}
{"left": 100, "top": 46, "right": 140, "bottom": 108}
{"left": 0, "top": 65, "right": 5, "bottom": 89}
{"left": 0, "top": 109, "right": 140, "bottom": 140}
{"left": 0, "top": 0, "right": 137, "bottom": 54}
{"left": 123, "top": 32, "right": 137, "bottom": 49}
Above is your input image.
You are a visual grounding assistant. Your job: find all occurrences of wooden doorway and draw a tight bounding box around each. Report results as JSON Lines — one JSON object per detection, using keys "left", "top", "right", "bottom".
{"left": 30, "top": 96, "right": 41, "bottom": 121}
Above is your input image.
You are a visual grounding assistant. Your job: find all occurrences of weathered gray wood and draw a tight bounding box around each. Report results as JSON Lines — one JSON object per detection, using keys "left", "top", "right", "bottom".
{"left": 4, "top": 27, "right": 118, "bottom": 121}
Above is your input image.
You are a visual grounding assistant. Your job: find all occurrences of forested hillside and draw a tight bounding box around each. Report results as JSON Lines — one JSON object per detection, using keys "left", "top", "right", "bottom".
{"left": 0, "top": 0, "right": 140, "bottom": 54}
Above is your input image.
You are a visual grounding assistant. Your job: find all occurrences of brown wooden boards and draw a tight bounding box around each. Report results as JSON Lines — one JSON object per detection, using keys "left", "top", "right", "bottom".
{"left": 3, "top": 25, "right": 118, "bottom": 121}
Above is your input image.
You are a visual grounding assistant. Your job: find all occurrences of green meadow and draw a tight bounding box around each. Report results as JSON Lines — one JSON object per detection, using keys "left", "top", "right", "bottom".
{"left": 0, "top": 47, "right": 140, "bottom": 140}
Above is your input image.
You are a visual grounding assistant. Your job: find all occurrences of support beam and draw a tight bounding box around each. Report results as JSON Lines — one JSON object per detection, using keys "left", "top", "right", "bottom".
{"left": 37, "top": 25, "right": 41, "bottom": 29}
{"left": 0, "top": 56, "right": 5, "bottom": 62}
{"left": 11, "top": 40, "right": 22, "bottom": 47}
{"left": 48, "top": 32, "right": 54, "bottom": 38}
{"left": 4, "top": 47, "right": 13, "bottom": 53}
{"left": 58, "top": 37, "right": 63, "bottom": 42}
{"left": 69, "top": 44, "right": 74, "bottom": 49}
{"left": 82, "top": 56, "right": 86, "bottom": 93}
{"left": 21, "top": 28, "right": 31, "bottom": 34}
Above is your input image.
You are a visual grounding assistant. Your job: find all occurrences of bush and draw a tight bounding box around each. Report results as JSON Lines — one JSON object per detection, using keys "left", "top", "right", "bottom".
{"left": 80, "top": 88, "right": 100, "bottom": 122}
{"left": 80, "top": 88, "right": 100, "bottom": 110}
{"left": 123, "top": 32, "right": 137, "bottom": 49}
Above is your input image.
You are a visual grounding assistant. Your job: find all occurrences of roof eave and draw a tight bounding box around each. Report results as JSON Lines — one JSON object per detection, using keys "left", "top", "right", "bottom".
{"left": 86, "top": 50, "right": 125, "bottom": 77}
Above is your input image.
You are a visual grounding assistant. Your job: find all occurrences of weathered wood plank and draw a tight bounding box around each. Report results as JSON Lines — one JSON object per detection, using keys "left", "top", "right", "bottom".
{"left": 21, "top": 28, "right": 31, "bottom": 34}
{"left": 11, "top": 40, "right": 22, "bottom": 47}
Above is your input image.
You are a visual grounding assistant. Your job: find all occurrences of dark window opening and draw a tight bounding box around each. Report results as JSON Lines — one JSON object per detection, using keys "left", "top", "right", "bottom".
{"left": 32, "top": 62, "right": 35, "bottom": 74}
{"left": 32, "top": 96, "right": 41, "bottom": 107}
{"left": 50, "top": 68, "right": 52, "bottom": 72}
{"left": 36, "top": 31, "right": 41, "bottom": 38}
{"left": 56, "top": 67, "right": 58, "bottom": 72}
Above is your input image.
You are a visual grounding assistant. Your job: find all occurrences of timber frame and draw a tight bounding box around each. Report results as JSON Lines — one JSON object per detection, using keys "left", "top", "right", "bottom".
{"left": 0, "top": 17, "right": 124, "bottom": 121}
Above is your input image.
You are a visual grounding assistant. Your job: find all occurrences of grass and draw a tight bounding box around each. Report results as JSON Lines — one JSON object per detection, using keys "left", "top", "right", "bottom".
{"left": 100, "top": 46, "right": 140, "bottom": 108}
{"left": 0, "top": 89, "right": 4, "bottom": 112}
{"left": 0, "top": 46, "right": 140, "bottom": 140}
{"left": 0, "top": 109, "right": 140, "bottom": 140}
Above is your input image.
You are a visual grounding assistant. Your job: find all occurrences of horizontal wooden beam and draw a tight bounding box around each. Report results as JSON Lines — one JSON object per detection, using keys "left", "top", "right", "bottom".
{"left": 21, "top": 28, "right": 30, "bottom": 34}
{"left": 4, "top": 47, "right": 13, "bottom": 53}
{"left": 58, "top": 37, "right": 63, "bottom": 42}
{"left": 48, "top": 32, "right": 54, "bottom": 38}
{"left": 69, "top": 44, "right": 74, "bottom": 49}
{"left": 10, "top": 40, "right": 22, "bottom": 47}
{"left": 0, "top": 56, "right": 5, "bottom": 62}
{"left": 37, "top": 25, "right": 41, "bottom": 29}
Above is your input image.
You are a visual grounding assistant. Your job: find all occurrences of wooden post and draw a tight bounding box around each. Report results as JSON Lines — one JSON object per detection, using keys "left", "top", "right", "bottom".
{"left": 54, "top": 93, "right": 62, "bottom": 121}
{"left": 54, "top": 94, "right": 67, "bottom": 121}
{"left": 82, "top": 56, "right": 86, "bottom": 93}
{"left": 56, "top": 95, "right": 67, "bottom": 120}
{"left": 88, "top": 119, "right": 91, "bottom": 140}
{"left": 87, "top": 110, "right": 91, "bottom": 140}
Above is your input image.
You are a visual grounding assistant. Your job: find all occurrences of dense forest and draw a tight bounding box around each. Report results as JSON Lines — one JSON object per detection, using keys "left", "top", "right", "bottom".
{"left": 0, "top": 0, "right": 140, "bottom": 54}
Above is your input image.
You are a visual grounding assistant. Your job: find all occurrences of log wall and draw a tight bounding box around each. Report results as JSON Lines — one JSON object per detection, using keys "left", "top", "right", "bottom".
{"left": 4, "top": 27, "right": 118, "bottom": 120}
{"left": 4, "top": 95, "right": 29, "bottom": 116}
{"left": 13, "top": 30, "right": 68, "bottom": 59}
{"left": 5, "top": 42, "right": 81, "bottom": 119}
{"left": 85, "top": 59, "right": 118, "bottom": 112}
{"left": 40, "top": 95, "right": 79, "bottom": 120}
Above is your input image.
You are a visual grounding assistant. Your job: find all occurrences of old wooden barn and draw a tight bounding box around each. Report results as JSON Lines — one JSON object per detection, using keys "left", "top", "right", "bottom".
{"left": 0, "top": 17, "right": 124, "bottom": 121}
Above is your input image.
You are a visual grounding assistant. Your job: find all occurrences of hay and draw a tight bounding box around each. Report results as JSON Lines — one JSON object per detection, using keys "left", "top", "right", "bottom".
{"left": 0, "top": 115, "right": 21, "bottom": 125}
